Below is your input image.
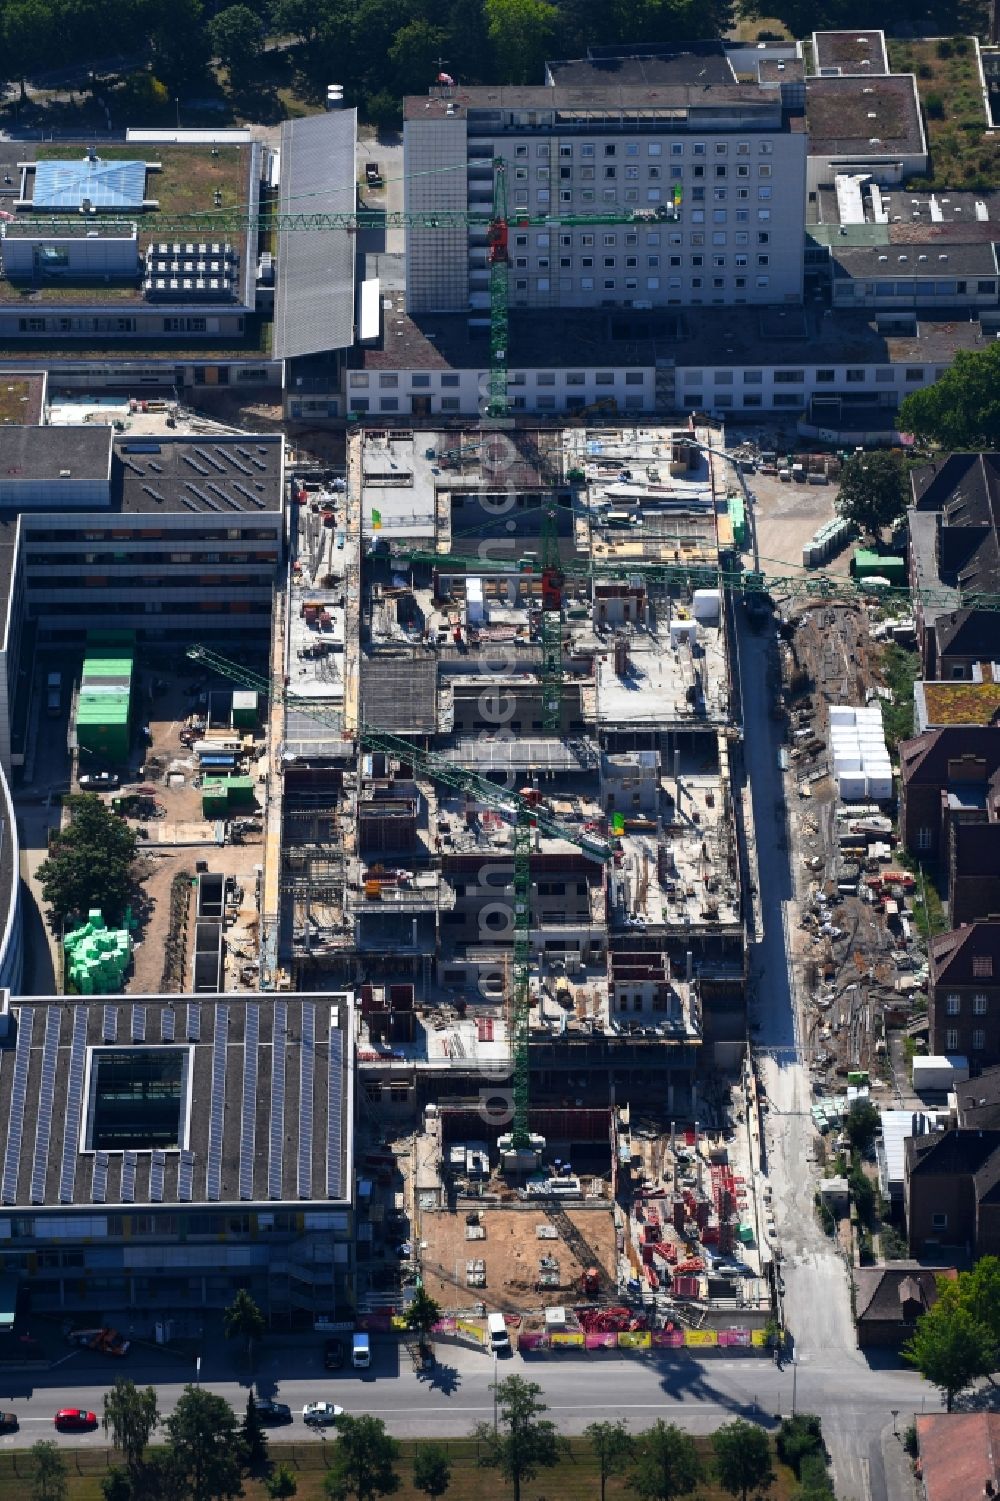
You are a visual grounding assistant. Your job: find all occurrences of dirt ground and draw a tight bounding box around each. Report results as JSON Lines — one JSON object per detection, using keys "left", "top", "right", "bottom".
{"left": 419, "top": 1203, "right": 617, "bottom": 1316}
{"left": 750, "top": 470, "right": 851, "bottom": 579}
{"left": 128, "top": 842, "right": 264, "bottom": 994}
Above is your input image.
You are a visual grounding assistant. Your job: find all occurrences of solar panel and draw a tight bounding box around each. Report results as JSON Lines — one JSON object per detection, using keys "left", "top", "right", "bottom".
{"left": 131, "top": 1004, "right": 146, "bottom": 1043}
{"left": 2, "top": 1007, "right": 34, "bottom": 1205}
{"left": 30, "top": 1007, "right": 62, "bottom": 1204}
{"left": 150, "top": 1150, "right": 165, "bottom": 1203}
{"left": 161, "top": 1006, "right": 175, "bottom": 1042}
{"left": 178, "top": 1150, "right": 195, "bottom": 1203}
{"left": 298, "top": 1003, "right": 315, "bottom": 1199}
{"left": 217, "top": 447, "right": 253, "bottom": 476}
{"left": 92, "top": 1151, "right": 109, "bottom": 1204}
{"left": 182, "top": 454, "right": 210, "bottom": 477}
{"left": 195, "top": 446, "right": 228, "bottom": 474}
{"left": 121, "top": 1151, "right": 137, "bottom": 1204}
{"left": 268, "top": 1001, "right": 287, "bottom": 1200}
{"left": 59, "top": 1007, "right": 88, "bottom": 1204}
{"left": 187, "top": 1003, "right": 201, "bottom": 1041}
{"left": 251, "top": 456, "right": 267, "bottom": 471}
{"left": 149, "top": 461, "right": 163, "bottom": 474}
{"left": 122, "top": 458, "right": 145, "bottom": 475}
{"left": 326, "top": 1022, "right": 343, "bottom": 1199}
{"left": 180, "top": 497, "right": 200, "bottom": 512}
{"left": 103, "top": 1005, "right": 118, "bottom": 1043}
{"left": 206, "top": 1004, "right": 228, "bottom": 1202}
{"left": 207, "top": 482, "right": 239, "bottom": 509}
{"left": 239, "top": 1004, "right": 259, "bottom": 1200}
{"left": 236, "top": 446, "right": 253, "bottom": 459}
{"left": 141, "top": 485, "right": 167, "bottom": 503}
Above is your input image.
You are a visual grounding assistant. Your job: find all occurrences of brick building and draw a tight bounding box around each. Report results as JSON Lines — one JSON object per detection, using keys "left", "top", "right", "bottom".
{"left": 930, "top": 923, "right": 1000, "bottom": 1066}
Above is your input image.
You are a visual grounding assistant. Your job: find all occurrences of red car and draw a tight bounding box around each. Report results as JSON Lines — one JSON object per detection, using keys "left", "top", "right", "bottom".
{"left": 54, "top": 1408, "right": 97, "bottom": 1432}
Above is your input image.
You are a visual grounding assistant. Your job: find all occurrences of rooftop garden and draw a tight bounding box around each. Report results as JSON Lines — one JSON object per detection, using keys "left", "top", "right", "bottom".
{"left": 888, "top": 35, "right": 999, "bottom": 189}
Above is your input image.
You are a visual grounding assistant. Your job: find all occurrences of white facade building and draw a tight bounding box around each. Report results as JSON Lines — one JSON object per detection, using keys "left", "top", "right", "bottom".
{"left": 404, "top": 84, "right": 807, "bottom": 316}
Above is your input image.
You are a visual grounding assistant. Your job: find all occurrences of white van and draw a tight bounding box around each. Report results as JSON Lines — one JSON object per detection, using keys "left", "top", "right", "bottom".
{"left": 487, "top": 1313, "right": 510, "bottom": 1355}
{"left": 351, "top": 1332, "right": 371, "bottom": 1369}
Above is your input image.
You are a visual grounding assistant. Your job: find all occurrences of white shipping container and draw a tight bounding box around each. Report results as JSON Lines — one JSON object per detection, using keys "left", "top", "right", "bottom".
{"left": 692, "top": 588, "right": 721, "bottom": 624}
{"left": 670, "top": 620, "right": 698, "bottom": 646}
{"left": 838, "top": 771, "right": 868, "bottom": 800}
{"left": 866, "top": 773, "right": 893, "bottom": 799}
{"left": 829, "top": 706, "right": 857, "bottom": 727}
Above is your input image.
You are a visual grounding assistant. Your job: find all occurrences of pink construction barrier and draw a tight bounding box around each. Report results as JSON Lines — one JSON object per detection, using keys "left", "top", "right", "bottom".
{"left": 518, "top": 1331, "right": 551, "bottom": 1352}
{"left": 651, "top": 1329, "right": 686, "bottom": 1349}
{"left": 584, "top": 1332, "right": 618, "bottom": 1351}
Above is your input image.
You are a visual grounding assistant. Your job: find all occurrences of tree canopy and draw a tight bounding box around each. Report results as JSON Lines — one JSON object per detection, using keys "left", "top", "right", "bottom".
{"left": 164, "top": 1387, "right": 245, "bottom": 1501}
{"left": 629, "top": 1421, "right": 701, "bottom": 1501}
{"left": 711, "top": 1420, "right": 775, "bottom": 1501}
{"left": 475, "top": 1375, "right": 561, "bottom": 1501}
{"left": 30, "top": 1443, "right": 68, "bottom": 1501}
{"left": 224, "top": 1287, "right": 266, "bottom": 1361}
{"left": 835, "top": 450, "right": 909, "bottom": 540}
{"left": 102, "top": 1380, "right": 160, "bottom": 1478}
{"left": 324, "top": 1414, "right": 400, "bottom": 1501}
{"left": 586, "top": 1420, "right": 634, "bottom": 1501}
{"left": 38, "top": 794, "right": 138, "bottom": 924}
{"left": 904, "top": 1290, "right": 996, "bottom": 1410}
{"left": 899, "top": 343, "right": 1000, "bottom": 451}
{"left": 412, "top": 1443, "right": 452, "bottom": 1497}
{"left": 403, "top": 1287, "right": 442, "bottom": 1335}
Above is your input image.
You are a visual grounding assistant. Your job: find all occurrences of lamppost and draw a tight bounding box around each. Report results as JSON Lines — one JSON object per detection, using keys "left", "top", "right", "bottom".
{"left": 195, "top": 1354, "right": 201, "bottom": 1387}
{"left": 492, "top": 1349, "right": 498, "bottom": 1434}
{"left": 791, "top": 1358, "right": 797, "bottom": 1416}
{"left": 891, "top": 1409, "right": 899, "bottom": 1438}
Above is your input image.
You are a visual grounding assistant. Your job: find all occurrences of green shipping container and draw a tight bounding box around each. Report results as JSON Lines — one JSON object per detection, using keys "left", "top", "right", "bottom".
{"left": 852, "top": 549, "right": 906, "bottom": 583}
{"left": 729, "top": 494, "right": 747, "bottom": 549}
{"left": 231, "top": 691, "right": 259, "bottom": 729}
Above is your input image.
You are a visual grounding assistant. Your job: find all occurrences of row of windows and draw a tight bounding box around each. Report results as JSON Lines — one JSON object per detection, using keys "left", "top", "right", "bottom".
{"left": 502, "top": 229, "right": 772, "bottom": 249}
{"left": 511, "top": 165, "right": 772, "bottom": 183}
{"left": 945, "top": 1028, "right": 989, "bottom": 1051}
{"left": 500, "top": 188, "right": 777, "bottom": 212}
{"left": 684, "top": 366, "right": 932, "bottom": 385}
{"left": 498, "top": 140, "right": 775, "bottom": 159}
{"left": 351, "top": 370, "right": 646, "bottom": 390}
{"left": 506, "top": 254, "right": 770, "bottom": 270}
{"left": 511, "top": 276, "right": 771, "bottom": 292}
{"left": 350, "top": 395, "right": 648, "bottom": 414}
{"left": 16, "top": 316, "right": 242, "bottom": 335}
{"left": 22, "top": 526, "right": 277, "bottom": 543}
{"left": 944, "top": 994, "right": 991, "bottom": 1014}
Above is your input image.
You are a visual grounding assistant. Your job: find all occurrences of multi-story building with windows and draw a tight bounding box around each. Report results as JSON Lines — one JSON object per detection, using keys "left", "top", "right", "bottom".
{"left": 404, "top": 83, "right": 807, "bottom": 316}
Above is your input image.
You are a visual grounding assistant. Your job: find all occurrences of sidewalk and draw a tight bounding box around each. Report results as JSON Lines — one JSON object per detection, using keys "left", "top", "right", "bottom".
{"left": 880, "top": 1420, "right": 919, "bottom": 1501}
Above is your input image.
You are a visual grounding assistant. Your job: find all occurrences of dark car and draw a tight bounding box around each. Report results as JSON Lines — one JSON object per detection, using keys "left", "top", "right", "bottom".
{"left": 324, "top": 1337, "right": 344, "bottom": 1370}
{"left": 0, "top": 1412, "right": 18, "bottom": 1433}
{"left": 79, "top": 772, "right": 120, "bottom": 791}
{"left": 252, "top": 1399, "right": 292, "bottom": 1426}
{"left": 54, "top": 1408, "right": 97, "bottom": 1431}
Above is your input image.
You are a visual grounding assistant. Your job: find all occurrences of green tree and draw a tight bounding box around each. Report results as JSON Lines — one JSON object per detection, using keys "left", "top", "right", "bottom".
{"left": 101, "top": 1470, "right": 132, "bottom": 1501}
{"left": 325, "top": 1414, "right": 400, "bottom": 1501}
{"left": 629, "top": 1421, "right": 701, "bottom": 1501}
{"left": 586, "top": 1420, "right": 634, "bottom": 1501}
{"left": 164, "top": 1386, "right": 245, "bottom": 1501}
{"left": 2, "top": 0, "right": 58, "bottom": 98}
{"left": 149, "top": 0, "right": 210, "bottom": 90}
{"left": 208, "top": 3, "right": 264, "bottom": 88}
{"left": 30, "top": 1442, "right": 68, "bottom": 1501}
{"left": 485, "top": 0, "right": 556, "bottom": 84}
{"left": 243, "top": 1392, "right": 269, "bottom": 1472}
{"left": 955, "top": 1256, "right": 1000, "bottom": 1349}
{"left": 712, "top": 1420, "right": 775, "bottom": 1501}
{"left": 844, "top": 1099, "right": 880, "bottom": 1155}
{"left": 38, "top": 794, "right": 138, "bottom": 924}
{"left": 795, "top": 1452, "right": 836, "bottom": 1501}
{"left": 835, "top": 450, "right": 908, "bottom": 540}
{"left": 904, "top": 1297, "right": 996, "bottom": 1410}
{"left": 899, "top": 343, "right": 1000, "bottom": 450}
{"left": 412, "top": 1443, "right": 452, "bottom": 1497}
{"left": 776, "top": 1415, "right": 825, "bottom": 1478}
{"left": 224, "top": 1287, "right": 266, "bottom": 1365}
{"left": 388, "top": 19, "right": 449, "bottom": 95}
{"left": 103, "top": 1379, "right": 160, "bottom": 1478}
{"left": 475, "top": 1376, "right": 561, "bottom": 1501}
{"left": 266, "top": 1466, "right": 299, "bottom": 1500}
{"left": 404, "top": 1287, "right": 443, "bottom": 1335}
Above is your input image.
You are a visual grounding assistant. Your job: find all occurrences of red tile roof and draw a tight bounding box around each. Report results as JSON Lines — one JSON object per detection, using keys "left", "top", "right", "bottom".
{"left": 917, "top": 1413, "right": 1000, "bottom": 1501}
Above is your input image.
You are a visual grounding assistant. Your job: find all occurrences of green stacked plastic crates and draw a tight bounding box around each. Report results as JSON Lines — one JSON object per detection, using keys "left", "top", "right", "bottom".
{"left": 851, "top": 549, "right": 906, "bottom": 585}
{"left": 64, "top": 909, "right": 132, "bottom": 993}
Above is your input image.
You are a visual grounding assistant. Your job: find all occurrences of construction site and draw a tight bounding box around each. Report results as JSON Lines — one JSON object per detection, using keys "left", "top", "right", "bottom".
{"left": 184, "top": 418, "right": 773, "bottom": 1329}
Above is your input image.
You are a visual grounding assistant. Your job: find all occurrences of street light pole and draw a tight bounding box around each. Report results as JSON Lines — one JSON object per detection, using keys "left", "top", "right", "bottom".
{"left": 493, "top": 1350, "right": 498, "bottom": 1434}
{"left": 196, "top": 1354, "right": 201, "bottom": 1387}
{"left": 791, "top": 1358, "right": 797, "bottom": 1416}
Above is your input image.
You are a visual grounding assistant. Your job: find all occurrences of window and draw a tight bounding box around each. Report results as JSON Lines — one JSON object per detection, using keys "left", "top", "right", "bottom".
{"left": 441, "top": 374, "right": 460, "bottom": 387}
{"left": 603, "top": 279, "right": 615, "bottom": 289}
{"left": 625, "top": 371, "right": 643, "bottom": 385}
{"left": 596, "top": 371, "right": 614, "bottom": 384}
{"left": 759, "top": 141, "right": 773, "bottom": 154}
{"left": 581, "top": 144, "right": 594, "bottom": 157}
{"left": 604, "top": 144, "right": 616, "bottom": 157}
{"left": 566, "top": 372, "right": 585, "bottom": 385}
{"left": 845, "top": 369, "right": 865, "bottom": 383}
{"left": 379, "top": 373, "right": 398, "bottom": 388}
{"left": 744, "top": 370, "right": 762, "bottom": 384}
{"left": 381, "top": 398, "right": 398, "bottom": 411}
{"left": 348, "top": 372, "right": 369, "bottom": 388}
{"left": 974, "top": 956, "right": 994, "bottom": 978}
{"left": 932, "top": 1211, "right": 949, "bottom": 1229}
{"left": 757, "top": 254, "right": 769, "bottom": 266}
{"left": 441, "top": 398, "right": 460, "bottom": 412}
{"left": 905, "top": 367, "right": 924, "bottom": 382}
{"left": 411, "top": 374, "right": 430, "bottom": 388}
{"left": 974, "top": 1029, "right": 987, "bottom": 1051}
{"left": 974, "top": 995, "right": 989, "bottom": 1015}
{"left": 759, "top": 164, "right": 772, "bottom": 178}
{"left": 774, "top": 370, "right": 804, "bottom": 383}
{"left": 946, "top": 995, "right": 961, "bottom": 1015}
{"left": 714, "top": 371, "right": 733, "bottom": 384}
{"left": 916, "top": 827, "right": 933, "bottom": 850}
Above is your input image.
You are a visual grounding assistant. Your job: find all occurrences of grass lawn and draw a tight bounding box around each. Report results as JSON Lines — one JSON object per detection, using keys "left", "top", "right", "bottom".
{"left": 0, "top": 1435, "right": 804, "bottom": 1501}
{"left": 0, "top": 144, "right": 250, "bottom": 303}
{"left": 0, "top": 377, "right": 42, "bottom": 424}
{"left": 887, "top": 36, "right": 997, "bottom": 189}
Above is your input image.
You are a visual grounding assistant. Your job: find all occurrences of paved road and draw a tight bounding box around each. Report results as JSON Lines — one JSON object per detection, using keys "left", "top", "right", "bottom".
{"left": 731, "top": 605, "right": 931, "bottom": 1501}
{"left": 0, "top": 1335, "right": 930, "bottom": 1451}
